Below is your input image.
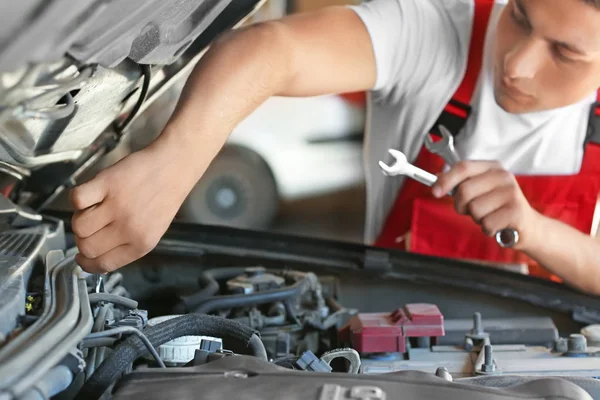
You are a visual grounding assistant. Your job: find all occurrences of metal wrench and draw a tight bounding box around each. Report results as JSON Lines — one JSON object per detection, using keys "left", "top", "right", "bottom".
{"left": 424, "top": 125, "right": 519, "bottom": 248}
{"left": 424, "top": 125, "right": 461, "bottom": 166}
{"left": 379, "top": 149, "right": 520, "bottom": 249}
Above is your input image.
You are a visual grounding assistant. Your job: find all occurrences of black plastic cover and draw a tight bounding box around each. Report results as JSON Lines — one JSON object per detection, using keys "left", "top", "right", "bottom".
{"left": 111, "top": 355, "right": 593, "bottom": 400}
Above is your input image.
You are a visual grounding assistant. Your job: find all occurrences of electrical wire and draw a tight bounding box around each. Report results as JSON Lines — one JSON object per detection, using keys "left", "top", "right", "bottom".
{"left": 113, "top": 64, "right": 151, "bottom": 136}
{"left": 84, "top": 326, "right": 166, "bottom": 369}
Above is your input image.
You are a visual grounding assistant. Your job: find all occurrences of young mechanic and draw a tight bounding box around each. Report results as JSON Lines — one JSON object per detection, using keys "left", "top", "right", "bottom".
{"left": 69, "top": 0, "right": 600, "bottom": 294}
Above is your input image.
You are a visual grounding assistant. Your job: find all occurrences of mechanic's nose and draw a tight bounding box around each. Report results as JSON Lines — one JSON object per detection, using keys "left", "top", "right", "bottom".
{"left": 504, "top": 39, "right": 543, "bottom": 81}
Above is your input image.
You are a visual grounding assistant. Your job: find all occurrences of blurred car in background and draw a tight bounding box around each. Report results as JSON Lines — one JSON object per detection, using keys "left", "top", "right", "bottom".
{"left": 128, "top": 80, "right": 366, "bottom": 230}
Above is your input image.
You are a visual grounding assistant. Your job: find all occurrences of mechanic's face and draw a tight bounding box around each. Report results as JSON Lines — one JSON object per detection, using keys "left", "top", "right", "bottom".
{"left": 494, "top": 0, "right": 600, "bottom": 114}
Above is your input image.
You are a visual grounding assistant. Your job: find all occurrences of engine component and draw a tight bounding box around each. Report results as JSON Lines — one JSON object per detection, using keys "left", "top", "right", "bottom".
{"left": 566, "top": 334, "right": 588, "bottom": 355}
{"left": 76, "top": 314, "right": 266, "bottom": 400}
{"left": 18, "top": 365, "right": 73, "bottom": 400}
{"left": 114, "top": 309, "right": 149, "bottom": 330}
{"left": 581, "top": 324, "right": 600, "bottom": 346}
{"left": 464, "top": 312, "right": 489, "bottom": 350}
{"left": 88, "top": 293, "right": 139, "bottom": 310}
{"left": 226, "top": 266, "right": 285, "bottom": 294}
{"left": 144, "top": 315, "right": 222, "bottom": 367}
{"left": 0, "top": 252, "right": 93, "bottom": 398}
{"left": 440, "top": 313, "right": 559, "bottom": 348}
{"left": 85, "top": 325, "right": 166, "bottom": 369}
{"left": 297, "top": 350, "right": 332, "bottom": 373}
{"left": 174, "top": 267, "right": 247, "bottom": 313}
{"left": 0, "top": 225, "right": 51, "bottom": 339}
{"left": 192, "top": 338, "right": 225, "bottom": 366}
{"left": 320, "top": 348, "right": 362, "bottom": 374}
{"left": 0, "top": 195, "right": 42, "bottom": 229}
{"left": 109, "top": 355, "right": 594, "bottom": 400}
{"left": 477, "top": 345, "right": 499, "bottom": 375}
{"left": 191, "top": 271, "right": 309, "bottom": 314}
{"left": 359, "top": 341, "right": 600, "bottom": 378}
{"left": 339, "top": 304, "right": 445, "bottom": 354}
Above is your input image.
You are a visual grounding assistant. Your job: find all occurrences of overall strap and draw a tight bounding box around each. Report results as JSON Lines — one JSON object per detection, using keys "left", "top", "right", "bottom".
{"left": 586, "top": 89, "right": 600, "bottom": 146}
{"left": 430, "top": 0, "right": 495, "bottom": 137}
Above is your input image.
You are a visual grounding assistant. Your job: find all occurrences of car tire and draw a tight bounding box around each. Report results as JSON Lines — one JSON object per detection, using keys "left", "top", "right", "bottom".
{"left": 178, "top": 146, "right": 279, "bottom": 230}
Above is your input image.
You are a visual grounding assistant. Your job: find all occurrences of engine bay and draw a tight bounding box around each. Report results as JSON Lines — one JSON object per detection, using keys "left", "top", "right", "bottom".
{"left": 1, "top": 219, "right": 600, "bottom": 400}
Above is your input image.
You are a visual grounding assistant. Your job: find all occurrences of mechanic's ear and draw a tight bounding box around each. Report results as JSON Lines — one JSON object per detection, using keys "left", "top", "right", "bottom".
{"left": 69, "top": 178, "right": 107, "bottom": 211}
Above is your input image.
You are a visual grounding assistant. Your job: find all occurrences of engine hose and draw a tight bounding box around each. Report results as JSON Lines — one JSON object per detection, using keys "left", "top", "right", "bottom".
{"left": 174, "top": 267, "right": 248, "bottom": 313}
{"left": 81, "top": 337, "right": 117, "bottom": 348}
{"left": 88, "top": 293, "right": 138, "bottom": 309}
{"left": 192, "top": 275, "right": 308, "bottom": 315}
{"left": 248, "top": 334, "right": 268, "bottom": 361}
{"left": 76, "top": 314, "right": 262, "bottom": 400}
{"left": 232, "top": 307, "right": 286, "bottom": 329}
{"left": 103, "top": 273, "right": 123, "bottom": 293}
{"left": 86, "top": 305, "right": 109, "bottom": 378}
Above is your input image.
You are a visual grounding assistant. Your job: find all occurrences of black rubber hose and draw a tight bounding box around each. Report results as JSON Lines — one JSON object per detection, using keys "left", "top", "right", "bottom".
{"left": 192, "top": 275, "right": 308, "bottom": 314}
{"left": 88, "top": 293, "right": 138, "bottom": 309}
{"left": 76, "top": 314, "right": 262, "bottom": 400}
{"left": 174, "top": 267, "right": 247, "bottom": 313}
{"left": 248, "top": 334, "right": 268, "bottom": 361}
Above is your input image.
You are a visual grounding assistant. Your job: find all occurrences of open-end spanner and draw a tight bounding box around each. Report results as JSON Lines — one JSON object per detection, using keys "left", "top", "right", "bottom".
{"left": 424, "top": 125, "right": 519, "bottom": 248}
{"left": 424, "top": 125, "right": 461, "bottom": 166}
{"left": 379, "top": 149, "right": 520, "bottom": 249}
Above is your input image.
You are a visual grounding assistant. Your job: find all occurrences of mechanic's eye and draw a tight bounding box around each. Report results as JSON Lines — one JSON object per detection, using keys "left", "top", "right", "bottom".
{"left": 553, "top": 45, "right": 577, "bottom": 64}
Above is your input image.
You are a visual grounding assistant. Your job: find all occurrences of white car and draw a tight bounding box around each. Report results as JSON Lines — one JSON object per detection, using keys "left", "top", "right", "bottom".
{"left": 178, "top": 93, "right": 366, "bottom": 229}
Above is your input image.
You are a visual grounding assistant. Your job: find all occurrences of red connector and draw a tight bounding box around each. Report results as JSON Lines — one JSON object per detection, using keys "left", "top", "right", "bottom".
{"left": 339, "top": 304, "right": 444, "bottom": 353}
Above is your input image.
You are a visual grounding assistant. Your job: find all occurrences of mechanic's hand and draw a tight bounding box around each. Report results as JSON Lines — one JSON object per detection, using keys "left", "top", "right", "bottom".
{"left": 69, "top": 146, "right": 196, "bottom": 273}
{"left": 432, "top": 160, "right": 542, "bottom": 250}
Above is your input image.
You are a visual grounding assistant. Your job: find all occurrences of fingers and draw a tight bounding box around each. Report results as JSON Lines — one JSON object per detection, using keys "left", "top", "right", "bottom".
{"left": 69, "top": 176, "right": 107, "bottom": 211}
{"left": 75, "top": 244, "right": 142, "bottom": 274}
{"left": 72, "top": 205, "right": 113, "bottom": 239}
{"left": 462, "top": 186, "right": 514, "bottom": 223}
{"left": 433, "top": 160, "right": 503, "bottom": 198}
{"left": 480, "top": 206, "right": 516, "bottom": 237}
{"left": 454, "top": 169, "right": 515, "bottom": 215}
{"left": 75, "top": 223, "right": 126, "bottom": 259}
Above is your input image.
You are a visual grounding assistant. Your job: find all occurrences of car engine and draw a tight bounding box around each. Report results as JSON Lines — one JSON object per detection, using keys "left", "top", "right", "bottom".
{"left": 1, "top": 219, "right": 600, "bottom": 400}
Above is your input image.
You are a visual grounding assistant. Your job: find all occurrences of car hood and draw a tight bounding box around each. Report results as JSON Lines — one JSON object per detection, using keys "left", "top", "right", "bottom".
{"left": 2, "top": 2, "right": 600, "bottom": 400}
{"left": 0, "top": 0, "right": 263, "bottom": 172}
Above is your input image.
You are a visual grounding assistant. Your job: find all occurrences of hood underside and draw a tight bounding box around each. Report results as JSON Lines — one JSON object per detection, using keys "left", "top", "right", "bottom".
{"left": 0, "top": 0, "right": 263, "bottom": 172}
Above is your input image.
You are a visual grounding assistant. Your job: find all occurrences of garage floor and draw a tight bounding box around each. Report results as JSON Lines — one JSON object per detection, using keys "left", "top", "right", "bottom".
{"left": 266, "top": 184, "right": 366, "bottom": 244}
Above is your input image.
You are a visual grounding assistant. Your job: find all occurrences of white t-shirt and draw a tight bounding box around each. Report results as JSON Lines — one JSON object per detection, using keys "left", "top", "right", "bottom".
{"left": 349, "top": 0, "right": 598, "bottom": 244}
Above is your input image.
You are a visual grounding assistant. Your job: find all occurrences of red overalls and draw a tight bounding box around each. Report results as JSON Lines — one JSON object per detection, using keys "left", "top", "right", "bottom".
{"left": 374, "top": 0, "right": 600, "bottom": 282}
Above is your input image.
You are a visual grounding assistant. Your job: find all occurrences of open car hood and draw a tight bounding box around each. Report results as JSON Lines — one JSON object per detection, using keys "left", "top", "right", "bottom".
{"left": 0, "top": 0, "right": 264, "bottom": 210}
{"left": 1, "top": 1, "right": 600, "bottom": 399}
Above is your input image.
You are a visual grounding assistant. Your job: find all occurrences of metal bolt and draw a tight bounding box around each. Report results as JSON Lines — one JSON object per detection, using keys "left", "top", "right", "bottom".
{"left": 481, "top": 345, "right": 496, "bottom": 372}
{"left": 464, "top": 337, "right": 474, "bottom": 351}
{"left": 568, "top": 334, "right": 587, "bottom": 353}
{"left": 435, "top": 367, "right": 453, "bottom": 382}
{"left": 472, "top": 312, "right": 483, "bottom": 335}
{"left": 484, "top": 345, "right": 493, "bottom": 365}
{"left": 465, "top": 312, "right": 488, "bottom": 342}
{"left": 554, "top": 338, "right": 568, "bottom": 353}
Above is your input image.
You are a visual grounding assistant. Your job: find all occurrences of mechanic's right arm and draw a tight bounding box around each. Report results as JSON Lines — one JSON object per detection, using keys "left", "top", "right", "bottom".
{"left": 68, "top": 6, "right": 378, "bottom": 273}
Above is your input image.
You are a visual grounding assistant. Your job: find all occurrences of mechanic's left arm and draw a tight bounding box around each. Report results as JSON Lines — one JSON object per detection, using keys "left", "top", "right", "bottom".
{"left": 433, "top": 161, "right": 600, "bottom": 296}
